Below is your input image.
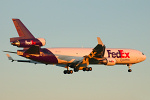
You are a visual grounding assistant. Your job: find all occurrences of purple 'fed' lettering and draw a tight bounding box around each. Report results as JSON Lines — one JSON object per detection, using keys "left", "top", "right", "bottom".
{"left": 107, "top": 50, "right": 130, "bottom": 58}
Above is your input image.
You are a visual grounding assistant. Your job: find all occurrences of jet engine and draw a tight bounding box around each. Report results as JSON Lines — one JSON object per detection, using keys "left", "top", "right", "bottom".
{"left": 11, "top": 38, "right": 46, "bottom": 47}
{"left": 103, "top": 58, "right": 116, "bottom": 66}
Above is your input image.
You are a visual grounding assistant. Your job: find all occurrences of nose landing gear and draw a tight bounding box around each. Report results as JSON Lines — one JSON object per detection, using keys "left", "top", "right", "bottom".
{"left": 128, "top": 69, "right": 132, "bottom": 72}
{"left": 127, "top": 64, "right": 132, "bottom": 72}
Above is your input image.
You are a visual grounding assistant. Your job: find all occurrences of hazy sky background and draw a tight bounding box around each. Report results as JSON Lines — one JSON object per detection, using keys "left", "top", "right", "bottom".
{"left": 0, "top": 0, "right": 150, "bottom": 100}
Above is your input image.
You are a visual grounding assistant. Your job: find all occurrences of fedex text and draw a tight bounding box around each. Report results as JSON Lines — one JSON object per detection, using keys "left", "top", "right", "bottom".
{"left": 107, "top": 50, "right": 130, "bottom": 58}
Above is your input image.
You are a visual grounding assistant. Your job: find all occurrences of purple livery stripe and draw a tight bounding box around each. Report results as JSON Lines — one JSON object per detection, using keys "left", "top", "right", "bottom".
{"left": 21, "top": 48, "right": 58, "bottom": 64}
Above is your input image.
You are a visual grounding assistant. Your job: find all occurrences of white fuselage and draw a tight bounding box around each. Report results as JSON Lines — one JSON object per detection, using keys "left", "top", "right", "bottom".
{"left": 48, "top": 48, "right": 146, "bottom": 65}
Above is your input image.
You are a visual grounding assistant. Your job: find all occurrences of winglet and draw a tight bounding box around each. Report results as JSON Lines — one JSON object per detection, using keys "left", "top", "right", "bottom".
{"left": 97, "top": 37, "right": 104, "bottom": 46}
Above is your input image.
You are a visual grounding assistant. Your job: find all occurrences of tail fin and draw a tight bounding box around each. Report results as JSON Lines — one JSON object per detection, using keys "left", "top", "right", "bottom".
{"left": 10, "top": 19, "right": 35, "bottom": 42}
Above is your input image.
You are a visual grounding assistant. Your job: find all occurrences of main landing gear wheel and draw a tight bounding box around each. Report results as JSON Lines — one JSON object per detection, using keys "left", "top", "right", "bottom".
{"left": 83, "top": 67, "right": 92, "bottom": 71}
{"left": 74, "top": 68, "right": 79, "bottom": 72}
{"left": 128, "top": 69, "right": 132, "bottom": 72}
{"left": 89, "top": 67, "right": 92, "bottom": 71}
{"left": 63, "top": 70, "right": 73, "bottom": 74}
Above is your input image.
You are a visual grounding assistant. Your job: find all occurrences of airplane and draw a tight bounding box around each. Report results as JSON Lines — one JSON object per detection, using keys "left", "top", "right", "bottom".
{"left": 4, "top": 19, "right": 146, "bottom": 74}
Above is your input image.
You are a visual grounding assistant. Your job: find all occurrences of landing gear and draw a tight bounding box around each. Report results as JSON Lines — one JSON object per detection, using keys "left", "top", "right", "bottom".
{"left": 127, "top": 64, "right": 132, "bottom": 72}
{"left": 64, "top": 65, "right": 73, "bottom": 74}
{"left": 64, "top": 70, "right": 73, "bottom": 74}
{"left": 74, "top": 68, "right": 79, "bottom": 72}
{"left": 89, "top": 67, "right": 92, "bottom": 71}
{"left": 128, "top": 69, "right": 132, "bottom": 72}
{"left": 83, "top": 67, "right": 92, "bottom": 71}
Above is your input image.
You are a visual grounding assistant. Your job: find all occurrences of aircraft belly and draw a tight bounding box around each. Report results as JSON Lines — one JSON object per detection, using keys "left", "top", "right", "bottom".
{"left": 55, "top": 54, "right": 83, "bottom": 64}
{"left": 24, "top": 55, "right": 58, "bottom": 64}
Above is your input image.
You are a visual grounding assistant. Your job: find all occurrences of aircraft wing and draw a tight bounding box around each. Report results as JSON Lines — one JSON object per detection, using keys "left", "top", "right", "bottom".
{"left": 64, "top": 37, "right": 106, "bottom": 68}
{"left": 88, "top": 37, "right": 105, "bottom": 59}
{"left": 78, "top": 37, "right": 105, "bottom": 65}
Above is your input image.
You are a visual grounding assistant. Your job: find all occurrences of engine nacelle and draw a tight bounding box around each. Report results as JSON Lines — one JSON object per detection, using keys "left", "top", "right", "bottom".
{"left": 11, "top": 38, "right": 46, "bottom": 47}
{"left": 103, "top": 58, "right": 116, "bottom": 66}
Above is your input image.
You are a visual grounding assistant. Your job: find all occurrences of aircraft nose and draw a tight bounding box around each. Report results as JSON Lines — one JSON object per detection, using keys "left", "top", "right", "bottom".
{"left": 143, "top": 55, "right": 146, "bottom": 61}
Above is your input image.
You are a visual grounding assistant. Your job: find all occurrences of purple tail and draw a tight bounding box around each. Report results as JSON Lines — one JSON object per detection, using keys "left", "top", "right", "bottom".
{"left": 10, "top": 19, "right": 35, "bottom": 42}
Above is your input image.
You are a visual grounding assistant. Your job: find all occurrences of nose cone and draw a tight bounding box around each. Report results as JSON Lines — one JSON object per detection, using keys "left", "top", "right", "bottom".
{"left": 142, "top": 55, "right": 146, "bottom": 61}
{"left": 137, "top": 52, "right": 146, "bottom": 63}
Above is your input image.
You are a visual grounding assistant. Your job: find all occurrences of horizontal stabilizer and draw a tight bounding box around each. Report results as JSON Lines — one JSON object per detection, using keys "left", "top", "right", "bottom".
{"left": 6, "top": 54, "right": 14, "bottom": 61}
{"left": 4, "top": 51, "right": 17, "bottom": 54}
{"left": 6, "top": 54, "right": 42, "bottom": 64}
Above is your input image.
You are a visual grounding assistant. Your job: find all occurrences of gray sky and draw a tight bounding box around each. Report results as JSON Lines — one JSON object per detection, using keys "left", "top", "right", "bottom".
{"left": 0, "top": 0, "right": 150, "bottom": 100}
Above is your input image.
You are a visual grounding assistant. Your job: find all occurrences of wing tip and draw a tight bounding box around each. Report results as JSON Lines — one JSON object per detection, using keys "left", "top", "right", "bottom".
{"left": 97, "top": 37, "right": 104, "bottom": 46}
{"left": 6, "top": 54, "right": 10, "bottom": 57}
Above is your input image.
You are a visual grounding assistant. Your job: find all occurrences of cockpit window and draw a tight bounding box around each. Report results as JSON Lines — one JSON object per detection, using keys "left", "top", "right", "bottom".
{"left": 142, "top": 53, "right": 144, "bottom": 55}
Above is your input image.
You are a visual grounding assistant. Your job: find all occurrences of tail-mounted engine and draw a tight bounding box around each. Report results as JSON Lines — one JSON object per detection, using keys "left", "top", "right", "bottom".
{"left": 11, "top": 38, "right": 46, "bottom": 47}
{"left": 103, "top": 58, "right": 116, "bottom": 66}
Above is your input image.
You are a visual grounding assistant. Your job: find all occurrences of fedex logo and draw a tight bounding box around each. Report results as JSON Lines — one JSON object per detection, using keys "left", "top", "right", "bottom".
{"left": 107, "top": 50, "right": 130, "bottom": 58}
{"left": 109, "top": 60, "right": 115, "bottom": 63}
{"left": 25, "top": 40, "right": 36, "bottom": 45}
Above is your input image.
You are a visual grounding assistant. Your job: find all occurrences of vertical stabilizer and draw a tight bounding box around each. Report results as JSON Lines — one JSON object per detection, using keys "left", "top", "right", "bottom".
{"left": 10, "top": 19, "right": 35, "bottom": 42}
